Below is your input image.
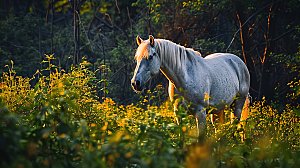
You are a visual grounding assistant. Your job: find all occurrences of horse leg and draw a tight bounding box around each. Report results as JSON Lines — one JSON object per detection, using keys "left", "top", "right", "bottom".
{"left": 168, "top": 81, "right": 179, "bottom": 125}
{"left": 195, "top": 106, "right": 207, "bottom": 142}
{"left": 211, "top": 111, "right": 225, "bottom": 124}
{"left": 231, "top": 96, "right": 246, "bottom": 122}
{"left": 232, "top": 96, "right": 250, "bottom": 122}
{"left": 210, "top": 110, "right": 225, "bottom": 133}
{"left": 232, "top": 95, "right": 249, "bottom": 141}
{"left": 215, "top": 110, "right": 225, "bottom": 124}
{"left": 241, "top": 96, "right": 250, "bottom": 121}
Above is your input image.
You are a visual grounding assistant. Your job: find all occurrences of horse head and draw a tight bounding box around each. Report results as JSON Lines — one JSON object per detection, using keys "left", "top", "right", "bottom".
{"left": 131, "top": 35, "right": 161, "bottom": 92}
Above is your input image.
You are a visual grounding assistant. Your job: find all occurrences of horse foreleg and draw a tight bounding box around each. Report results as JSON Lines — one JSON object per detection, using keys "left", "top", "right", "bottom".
{"left": 195, "top": 107, "right": 207, "bottom": 142}
{"left": 168, "top": 81, "right": 179, "bottom": 125}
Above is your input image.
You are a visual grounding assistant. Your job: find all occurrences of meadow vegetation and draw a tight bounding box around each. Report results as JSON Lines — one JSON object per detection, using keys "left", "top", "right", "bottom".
{"left": 1, "top": 55, "right": 299, "bottom": 168}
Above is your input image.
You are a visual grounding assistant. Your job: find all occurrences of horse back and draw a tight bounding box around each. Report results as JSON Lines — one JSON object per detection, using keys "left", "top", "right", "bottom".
{"left": 204, "top": 53, "right": 250, "bottom": 99}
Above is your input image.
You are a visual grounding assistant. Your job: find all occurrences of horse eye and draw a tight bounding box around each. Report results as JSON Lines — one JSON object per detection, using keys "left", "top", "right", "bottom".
{"left": 149, "top": 55, "right": 153, "bottom": 60}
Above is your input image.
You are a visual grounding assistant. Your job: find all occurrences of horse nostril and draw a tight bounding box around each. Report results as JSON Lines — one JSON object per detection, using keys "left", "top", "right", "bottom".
{"left": 131, "top": 80, "right": 142, "bottom": 91}
{"left": 136, "top": 80, "right": 140, "bottom": 87}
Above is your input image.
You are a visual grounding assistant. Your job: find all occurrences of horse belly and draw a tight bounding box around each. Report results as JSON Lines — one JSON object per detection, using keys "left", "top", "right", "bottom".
{"left": 209, "top": 72, "right": 240, "bottom": 108}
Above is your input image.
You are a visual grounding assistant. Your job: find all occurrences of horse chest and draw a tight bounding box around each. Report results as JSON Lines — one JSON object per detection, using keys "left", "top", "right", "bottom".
{"left": 182, "top": 77, "right": 210, "bottom": 107}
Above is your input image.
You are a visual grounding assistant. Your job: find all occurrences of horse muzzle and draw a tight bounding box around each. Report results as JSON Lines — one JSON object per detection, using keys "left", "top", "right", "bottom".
{"left": 131, "top": 79, "right": 143, "bottom": 92}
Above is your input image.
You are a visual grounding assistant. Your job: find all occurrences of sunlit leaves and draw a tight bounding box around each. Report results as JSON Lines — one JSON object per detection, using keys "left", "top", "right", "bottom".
{"left": 182, "top": 0, "right": 204, "bottom": 12}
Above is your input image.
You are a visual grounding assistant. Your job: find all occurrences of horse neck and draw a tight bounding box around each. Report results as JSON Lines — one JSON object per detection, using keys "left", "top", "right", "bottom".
{"left": 156, "top": 39, "right": 202, "bottom": 88}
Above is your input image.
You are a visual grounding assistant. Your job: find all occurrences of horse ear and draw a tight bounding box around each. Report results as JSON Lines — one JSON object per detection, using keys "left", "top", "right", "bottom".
{"left": 149, "top": 35, "right": 155, "bottom": 47}
{"left": 136, "top": 35, "right": 143, "bottom": 46}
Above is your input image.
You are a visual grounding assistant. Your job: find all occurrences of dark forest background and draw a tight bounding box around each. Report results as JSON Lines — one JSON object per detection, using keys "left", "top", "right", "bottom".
{"left": 0, "top": 0, "right": 299, "bottom": 107}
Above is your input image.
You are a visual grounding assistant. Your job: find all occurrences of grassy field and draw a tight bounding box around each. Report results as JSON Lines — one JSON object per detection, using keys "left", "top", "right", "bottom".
{"left": 1, "top": 56, "right": 299, "bottom": 168}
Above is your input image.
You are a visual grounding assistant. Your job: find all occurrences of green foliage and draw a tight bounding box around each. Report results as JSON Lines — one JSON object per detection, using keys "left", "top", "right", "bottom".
{"left": 0, "top": 14, "right": 42, "bottom": 76}
{"left": 1, "top": 56, "right": 300, "bottom": 167}
{"left": 182, "top": 0, "right": 204, "bottom": 12}
{"left": 192, "top": 38, "right": 227, "bottom": 56}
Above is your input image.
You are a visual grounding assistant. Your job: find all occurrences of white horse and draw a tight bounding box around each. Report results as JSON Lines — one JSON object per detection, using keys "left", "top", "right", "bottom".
{"left": 131, "top": 35, "right": 250, "bottom": 137}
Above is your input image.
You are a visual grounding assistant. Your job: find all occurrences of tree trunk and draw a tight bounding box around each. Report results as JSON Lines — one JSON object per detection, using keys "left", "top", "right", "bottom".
{"left": 73, "top": 0, "right": 80, "bottom": 65}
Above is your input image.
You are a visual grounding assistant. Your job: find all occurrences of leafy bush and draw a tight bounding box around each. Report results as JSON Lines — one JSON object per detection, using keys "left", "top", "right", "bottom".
{"left": 0, "top": 55, "right": 299, "bottom": 167}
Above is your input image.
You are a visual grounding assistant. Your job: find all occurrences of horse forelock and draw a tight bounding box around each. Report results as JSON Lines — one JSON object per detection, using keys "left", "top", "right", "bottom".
{"left": 135, "top": 42, "right": 149, "bottom": 61}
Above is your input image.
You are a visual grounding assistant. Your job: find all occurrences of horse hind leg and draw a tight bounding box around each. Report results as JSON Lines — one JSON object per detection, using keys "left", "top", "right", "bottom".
{"left": 210, "top": 109, "right": 225, "bottom": 133}
{"left": 231, "top": 96, "right": 248, "bottom": 123}
{"left": 217, "top": 109, "right": 225, "bottom": 124}
{"left": 241, "top": 96, "right": 250, "bottom": 121}
{"left": 232, "top": 95, "right": 250, "bottom": 141}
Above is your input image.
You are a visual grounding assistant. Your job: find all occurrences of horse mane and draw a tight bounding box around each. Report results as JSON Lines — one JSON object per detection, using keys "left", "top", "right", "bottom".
{"left": 155, "top": 39, "right": 202, "bottom": 70}
{"left": 134, "top": 38, "right": 202, "bottom": 72}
